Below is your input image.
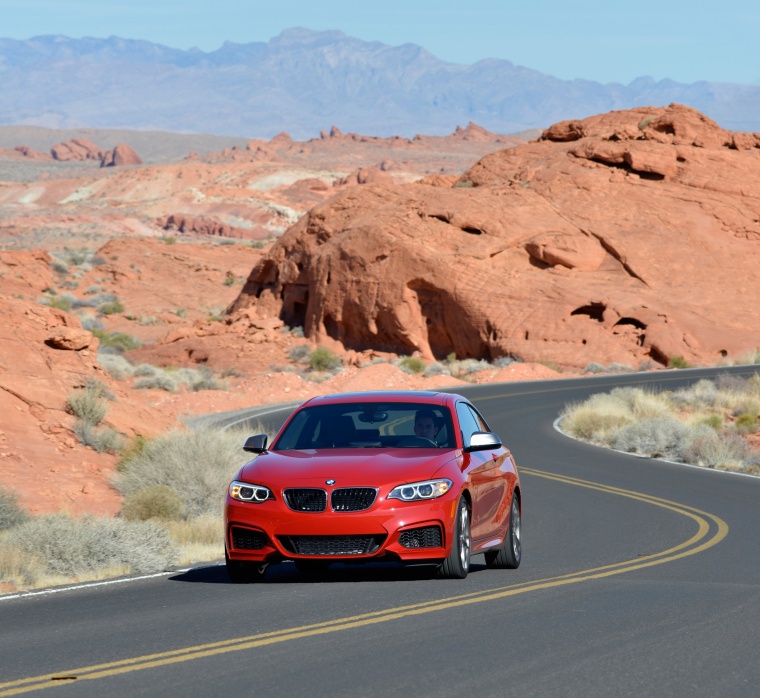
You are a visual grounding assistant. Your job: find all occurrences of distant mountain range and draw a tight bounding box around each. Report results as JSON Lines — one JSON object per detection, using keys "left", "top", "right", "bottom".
{"left": 1, "top": 28, "right": 759, "bottom": 139}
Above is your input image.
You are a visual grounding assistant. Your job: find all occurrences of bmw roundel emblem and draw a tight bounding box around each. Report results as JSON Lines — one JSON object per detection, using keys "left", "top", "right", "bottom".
{"left": 325, "top": 479, "right": 336, "bottom": 485}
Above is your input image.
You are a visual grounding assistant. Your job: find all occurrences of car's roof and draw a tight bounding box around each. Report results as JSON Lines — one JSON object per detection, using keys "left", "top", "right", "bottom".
{"left": 302, "top": 390, "right": 462, "bottom": 407}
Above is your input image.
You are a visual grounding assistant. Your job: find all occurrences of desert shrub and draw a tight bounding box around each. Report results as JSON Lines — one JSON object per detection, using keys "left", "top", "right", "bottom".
{"left": 223, "top": 272, "right": 236, "bottom": 286}
{"left": 288, "top": 345, "right": 311, "bottom": 363}
{"left": 99, "top": 353, "right": 135, "bottom": 380}
{"left": 493, "top": 356, "right": 518, "bottom": 368}
{"left": 669, "top": 355, "right": 691, "bottom": 369}
{"left": 584, "top": 362, "right": 607, "bottom": 374}
{"left": 167, "top": 515, "right": 225, "bottom": 564}
{"left": 100, "top": 299, "right": 125, "bottom": 315}
{"left": 734, "top": 412, "right": 760, "bottom": 435}
{"left": 120, "top": 485, "right": 185, "bottom": 522}
{"left": 5, "top": 514, "right": 176, "bottom": 577}
{"left": 67, "top": 386, "right": 108, "bottom": 425}
{"left": 60, "top": 248, "right": 92, "bottom": 267}
{"left": 424, "top": 362, "right": 451, "bottom": 377}
{"left": 671, "top": 379, "right": 718, "bottom": 408}
{"left": 138, "top": 315, "right": 158, "bottom": 325}
{"left": 162, "top": 236, "right": 176, "bottom": 245}
{"left": 133, "top": 363, "right": 160, "bottom": 377}
{"left": 309, "top": 346, "right": 341, "bottom": 372}
{"left": 134, "top": 366, "right": 229, "bottom": 393}
{"left": 134, "top": 374, "right": 179, "bottom": 392}
{"left": 683, "top": 430, "right": 751, "bottom": 471}
{"left": 397, "top": 356, "right": 426, "bottom": 374}
{"left": 84, "top": 285, "right": 102, "bottom": 295}
{"left": 73, "top": 421, "right": 125, "bottom": 454}
{"left": 183, "top": 367, "right": 229, "bottom": 392}
{"left": 91, "top": 329, "right": 141, "bottom": 352}
{"left": 43, "top": 294, "right": 73, "bottom": 311}
{"left": 0, "top": 543, "right": 45, "bottom": 587}
{"left": 453, "top": 358, "right": 492, "bottom": 376}
{"left": 699, "top": 414, "right": 725, "bottom": 430}
{"left": 0, "top": 487, "right": 28, "bottom": 531}
{"left": 79, "top": 314, "right": 104, "bottom": 332}
{"left": 612, "top": 418, "right": 705, "bottom": 461}
{"left": 561, "top": 403, "right": 632, "bottom": 441}
{"left": 220, "top": 367, "right": 246, "bottom": 378}
{"left": 168, "top": 515, "right": 223, "bottom": 547}
{"left": 174, "top": 308, "right": 187, "bottom": 318}
{"left": 114, "top": 427, "right": 250, "bottom": 517}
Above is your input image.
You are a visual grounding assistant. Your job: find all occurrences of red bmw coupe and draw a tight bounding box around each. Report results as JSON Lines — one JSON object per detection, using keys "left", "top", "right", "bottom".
{"left": 224, "top": 390, "right": 521, "bottom": 581}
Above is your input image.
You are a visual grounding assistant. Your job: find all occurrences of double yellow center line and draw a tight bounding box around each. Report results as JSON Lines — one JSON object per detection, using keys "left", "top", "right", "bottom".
{"left": 0, "top": 468, "right": 728, "bottom": 696}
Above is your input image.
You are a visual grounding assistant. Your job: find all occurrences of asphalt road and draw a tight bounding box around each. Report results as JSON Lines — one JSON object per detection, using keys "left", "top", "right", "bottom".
{"left": 2, "top": 367, "right": 759, "bottom": 697}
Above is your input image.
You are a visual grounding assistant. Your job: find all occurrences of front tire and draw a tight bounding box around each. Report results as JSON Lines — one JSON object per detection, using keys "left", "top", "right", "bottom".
{"left": 226, "top": 552, "right": 262, "bottom": 583}
{"left": 438, "top": 497, "right": 471, "bottom": 579}
{"left": 485, "top": 494, "right": 521, "bottom": 569}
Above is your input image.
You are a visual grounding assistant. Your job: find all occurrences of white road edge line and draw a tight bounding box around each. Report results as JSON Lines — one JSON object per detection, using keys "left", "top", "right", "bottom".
{"left": 0, "top": 565, "right": 223, "bottom": 602}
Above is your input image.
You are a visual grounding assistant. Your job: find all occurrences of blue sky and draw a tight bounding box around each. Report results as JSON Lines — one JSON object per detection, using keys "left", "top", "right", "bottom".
{"left": 3, "top": 0, "right": 759, "bottom": 86}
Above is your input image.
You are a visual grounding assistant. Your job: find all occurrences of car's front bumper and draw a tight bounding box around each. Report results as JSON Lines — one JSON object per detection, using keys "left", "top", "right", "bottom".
{"left": 225, "top": 494, "right": 460, "bottom": 564}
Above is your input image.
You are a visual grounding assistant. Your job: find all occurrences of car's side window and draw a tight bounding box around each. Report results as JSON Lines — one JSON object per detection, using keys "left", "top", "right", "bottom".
{"left": 468, "top": 404, "right": 490, "bottom": 432}
{"left": 456, "top": 402, "right": 481, "bottom": 448}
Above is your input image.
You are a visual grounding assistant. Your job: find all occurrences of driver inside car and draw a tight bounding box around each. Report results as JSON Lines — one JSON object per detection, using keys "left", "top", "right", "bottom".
{"left": 414, "top": 409, "right": 441, "bottom": 441}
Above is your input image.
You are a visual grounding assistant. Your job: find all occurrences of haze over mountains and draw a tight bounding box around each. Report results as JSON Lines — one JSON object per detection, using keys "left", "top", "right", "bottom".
{"left": 2, "top": 28, "right": 759, "bottom": 139}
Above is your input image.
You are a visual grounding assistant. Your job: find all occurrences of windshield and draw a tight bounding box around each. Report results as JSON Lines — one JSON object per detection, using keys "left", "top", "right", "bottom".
{"left": 273, "top": 402, "right": 456, "bottom": 450}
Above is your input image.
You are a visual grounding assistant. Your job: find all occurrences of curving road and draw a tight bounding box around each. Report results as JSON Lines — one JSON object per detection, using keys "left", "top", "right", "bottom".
{"left": 2, "top": 367, "right": 760, "bottom": 697}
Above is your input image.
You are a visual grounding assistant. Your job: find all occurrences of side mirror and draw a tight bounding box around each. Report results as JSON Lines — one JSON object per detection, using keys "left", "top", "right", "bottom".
{"left": 465, "top": 431, "right": 502, "bottom": 452}
{"left": 243, "top": 434, "right": 268, "bottom": 453}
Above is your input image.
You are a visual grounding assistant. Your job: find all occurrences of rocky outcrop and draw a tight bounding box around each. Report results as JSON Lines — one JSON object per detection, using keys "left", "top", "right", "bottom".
{"left": 0, "top": 297, "right": 176, "bottom": 514}
{"left": 0, "top": 145, "right": 53, "bottom": 161}
{"left": 51, "top": 137, "right": 104, "bottom": 161}
{"left": 230, "top": 104, "right": 760, "bottom": 368}
{"left": 101, "top": 143, "right": 142, "bottom": 167}
{"left": 158, "top": 213, "right": 252, "bottom": 239}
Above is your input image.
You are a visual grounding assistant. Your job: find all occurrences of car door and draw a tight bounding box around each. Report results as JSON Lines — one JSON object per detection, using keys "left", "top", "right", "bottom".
{"left": 457, "top": 401, "right": 511, "bottom": 544}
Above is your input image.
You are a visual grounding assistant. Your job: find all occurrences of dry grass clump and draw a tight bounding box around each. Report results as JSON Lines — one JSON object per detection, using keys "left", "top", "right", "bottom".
{"left": 114, "top": 427, "right": 251, "bottom": 517}
{"left": 0, "top": 487, "right": 29, "bottom": 532}
{"left": 0, "top": 425, "right": 270, "bottom": 594}
{"left": 560, "top": 373, "right": 760, "bottom": 473}
{"left": 120, "top": 485, "right": 185, "bottom": 522}
{"left": 167, "top": 515, "right": 225, "bottom": 565}
{"left": 100, "top": 355, "right": 230, "bottom": 392}
{"left": 66, "top": 379, "right": 126, "bottom": 454}
{"left": 3, "top": 515, "right": 176, "bottom": 580}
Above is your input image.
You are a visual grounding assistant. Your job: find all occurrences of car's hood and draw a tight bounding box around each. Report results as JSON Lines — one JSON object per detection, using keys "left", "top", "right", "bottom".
{"left": 238, "top": 448, "right": 458, "bottom": 488}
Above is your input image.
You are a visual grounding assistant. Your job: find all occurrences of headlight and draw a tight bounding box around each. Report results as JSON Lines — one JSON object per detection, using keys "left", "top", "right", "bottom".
{"left": 229, "top": 480, "right": 273, "bottom": 503}
{"left": 387, "top": 479, "right": 452, "bottom": 502}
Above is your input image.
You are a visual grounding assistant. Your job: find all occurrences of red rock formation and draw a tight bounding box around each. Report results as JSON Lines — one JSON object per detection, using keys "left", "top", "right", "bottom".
{"left": 0, "top": 249, "right": 54, "bottom": 296}
{"left": 333, "top": 166, "right": 393, "bottom": 187}
{"left": 158, "top": 213, "right": 253, "bottom": 239}
{"left": 51, "top": 137, "right": 104, "bottom": 161}
{"left": 0, "top": 296, "right": 176, "bottom": 514}
{"left": 230, "top": 104, "right": 760, "bottom": 368}
{"left": 101, "top": 143, "right": 142, "bottom": 167}
{"left": 0, "top": 145, "right": 53, "bottom": 161}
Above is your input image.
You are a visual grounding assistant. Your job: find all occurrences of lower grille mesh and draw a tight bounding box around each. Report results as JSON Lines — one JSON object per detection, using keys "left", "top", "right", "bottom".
{"left": 232, "top": 527, "right": 268, "bottom": 550}
{"left": 399, "top": 526, "right": 443, "bottom": 548}
{"left": 281, "top": 535, "right": 385, "bottom": 556}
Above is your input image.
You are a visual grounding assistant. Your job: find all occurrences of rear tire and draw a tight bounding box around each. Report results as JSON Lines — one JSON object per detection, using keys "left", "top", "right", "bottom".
{"left": 485, "top": 494, "right": 521, "bottom": 569}
{"left": 438, "top": 497, "right": 471, "bottom": 579}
